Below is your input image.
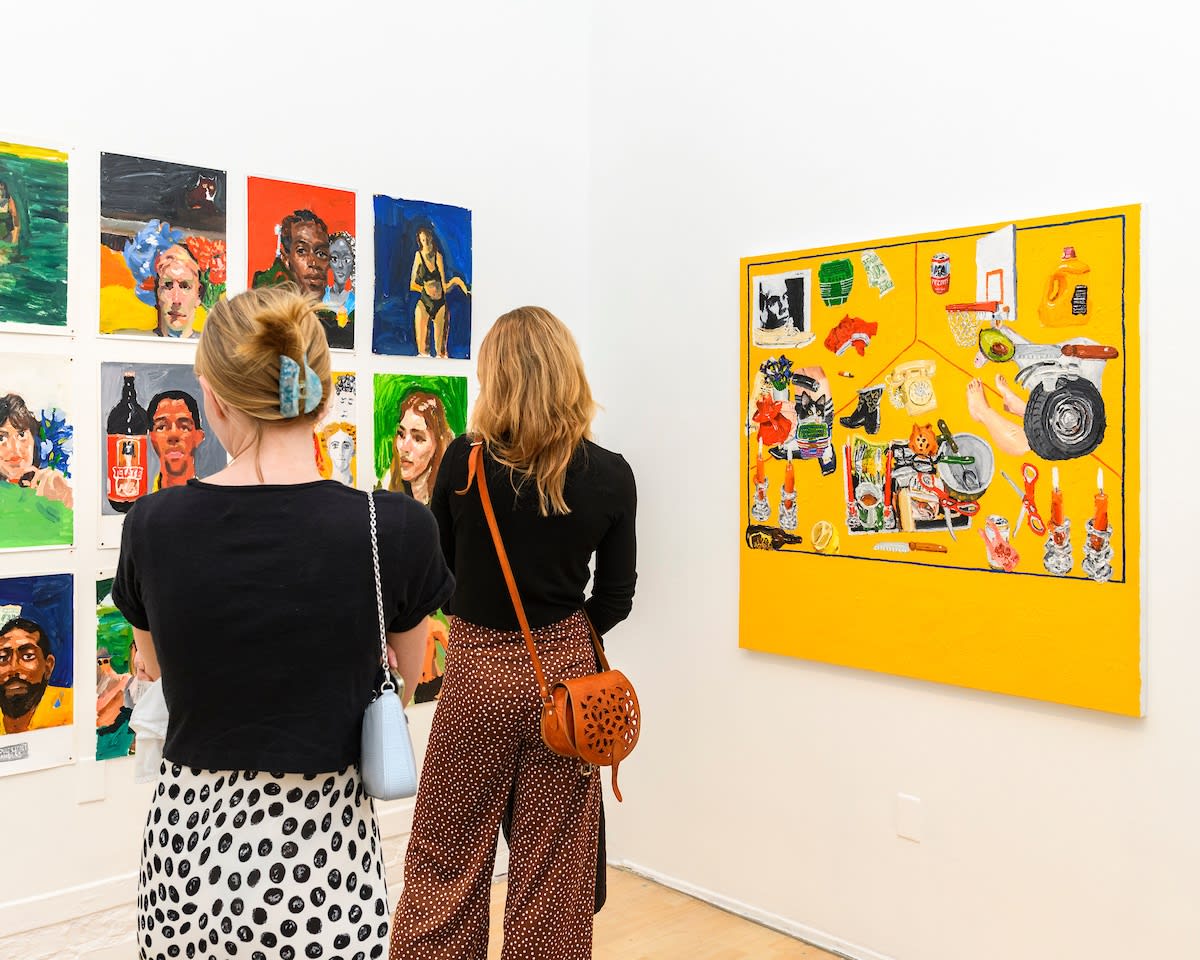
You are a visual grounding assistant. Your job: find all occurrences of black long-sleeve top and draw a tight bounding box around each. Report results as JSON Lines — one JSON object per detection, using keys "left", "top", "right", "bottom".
{"left": 430, "top": 435, "right": 637, "bottom": 635}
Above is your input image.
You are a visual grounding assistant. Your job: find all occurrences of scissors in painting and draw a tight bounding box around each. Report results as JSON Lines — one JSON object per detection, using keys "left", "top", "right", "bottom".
{"left": 916, "top": 472, "right": 981, "bottom": 541}
{"left": 1001, "top": 463, "right": 1046, "bottom": 537}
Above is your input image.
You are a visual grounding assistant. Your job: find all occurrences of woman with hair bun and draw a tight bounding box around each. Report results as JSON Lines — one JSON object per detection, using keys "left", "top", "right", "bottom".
{"left": 112, "top": 286, "right": 454, "bottom": 960}
{"left": 390, "top": 306, "right": 638, "bottom": 959}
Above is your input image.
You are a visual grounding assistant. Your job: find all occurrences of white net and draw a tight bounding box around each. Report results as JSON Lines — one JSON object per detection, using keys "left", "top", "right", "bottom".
{"left": 947, "top": 307, "right": 983, "bottom": 348}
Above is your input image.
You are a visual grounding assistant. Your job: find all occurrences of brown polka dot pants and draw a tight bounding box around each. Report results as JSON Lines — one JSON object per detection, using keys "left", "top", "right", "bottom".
{"left": 390, "top": 611, "right": 601, "bottom": 960}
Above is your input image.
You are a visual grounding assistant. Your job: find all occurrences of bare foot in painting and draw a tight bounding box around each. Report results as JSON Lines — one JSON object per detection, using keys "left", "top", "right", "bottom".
{"left": 994, "top": 374, "right": 1027, "bottom": 416}
{"left": 966, "top": 379, "right": 1032, "bottom": 457}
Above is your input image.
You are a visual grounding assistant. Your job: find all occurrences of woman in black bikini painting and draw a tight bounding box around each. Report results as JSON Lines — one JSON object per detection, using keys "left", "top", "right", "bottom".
{"left": 410, "top": 225, "right": 470, "bottom": 358}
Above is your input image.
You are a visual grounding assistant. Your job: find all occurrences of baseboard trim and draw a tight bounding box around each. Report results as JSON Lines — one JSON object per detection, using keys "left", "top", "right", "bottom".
{"left": 615, "top": 860, "right": 893, "bottom": 960}
{"left": 0, "top": 871, "right": 137, "bottom": 938}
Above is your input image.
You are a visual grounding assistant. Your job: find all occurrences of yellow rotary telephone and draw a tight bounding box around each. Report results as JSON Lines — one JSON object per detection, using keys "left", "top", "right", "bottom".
{"left": 885, "top": 360, "right": 938, "bottom": 415}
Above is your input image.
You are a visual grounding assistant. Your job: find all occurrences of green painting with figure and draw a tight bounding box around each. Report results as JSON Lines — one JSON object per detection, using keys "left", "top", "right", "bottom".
{"left": 374, "top": 373, "right": 468, "bottom": 703}
{"left": 0, "top": 141, "right": 68, "bottom": 328}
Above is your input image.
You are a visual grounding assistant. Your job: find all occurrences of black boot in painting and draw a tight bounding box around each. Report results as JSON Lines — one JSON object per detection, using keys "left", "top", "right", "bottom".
{"left": 839, "top": 384, "right": 885, "bottom": 434}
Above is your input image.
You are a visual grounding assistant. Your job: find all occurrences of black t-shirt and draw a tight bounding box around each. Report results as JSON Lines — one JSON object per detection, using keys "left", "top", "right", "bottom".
{"left": 112, "top": 479, "right": 453, "bottom": 774}
{"left": 430, "top": 436, "right": 637, "bottom": 634}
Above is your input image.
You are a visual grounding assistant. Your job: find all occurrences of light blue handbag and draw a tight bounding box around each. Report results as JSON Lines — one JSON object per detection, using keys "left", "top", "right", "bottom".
{"left": 360, "top": 492, "right": 420, "bottom": 800}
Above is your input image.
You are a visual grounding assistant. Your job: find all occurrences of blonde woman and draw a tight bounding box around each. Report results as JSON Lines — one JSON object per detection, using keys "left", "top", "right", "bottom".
{"left": 111, "top": 286, "right": 453, "bottom": 960}
{"left": 391, "top": 306, "right": 638, "bottom": 959}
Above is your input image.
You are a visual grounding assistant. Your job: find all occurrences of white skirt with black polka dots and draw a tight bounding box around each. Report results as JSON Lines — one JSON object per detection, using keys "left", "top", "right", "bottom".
{"left": 138, "top": 762, "right": 389, "bottom": 960}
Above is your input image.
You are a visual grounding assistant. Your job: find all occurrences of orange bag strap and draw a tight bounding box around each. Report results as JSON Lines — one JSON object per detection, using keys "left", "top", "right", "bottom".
{"left": 458, "top": 442, "right": 610, "bottom": 702}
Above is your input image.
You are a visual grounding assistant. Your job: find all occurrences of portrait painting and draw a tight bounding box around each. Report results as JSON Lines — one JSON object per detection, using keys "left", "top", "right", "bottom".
{"left": 99, "top": 153, "right": 227, "bottom": 339}
{"left": 0, "top": 140, "right": 68, "bottom": 330}
{"left": 373, "top": 195, "right": 472, "bottom": 358}
{"left": 248, "top": 177, "right": 356, "bottom": 350}
{"left": 96, "top": 576, "right": 147, "bottom": 761}
{"left": 0, "top": 355, "right": 73, "bottom": 550}
{"left": 0, "top": 573, "right": 74, "bottom": 776}
{"left": 374, "top": 373, "right": 467, "bottom": 704}
{"left": 753, "top": 269, "right": 813, "bottom": 348}
{"left": 99, "top": 362, "right": 228, "bottom": 517}
{"left": 314, "top": 370, "right": 357, "bottom": 487}
{"left": 373, "top": 374, "right": 468, "bottom": 506}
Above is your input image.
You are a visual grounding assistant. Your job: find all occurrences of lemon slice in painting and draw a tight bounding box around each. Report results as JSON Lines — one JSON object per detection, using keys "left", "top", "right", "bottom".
{"left": 811, "top": 520, "right": 839, "bottom": 554}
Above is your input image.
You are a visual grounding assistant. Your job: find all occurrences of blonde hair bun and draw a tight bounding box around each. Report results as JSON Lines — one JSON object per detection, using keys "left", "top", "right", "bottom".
{"left": 195, "top": 285, "right": 332, "bottom": 423}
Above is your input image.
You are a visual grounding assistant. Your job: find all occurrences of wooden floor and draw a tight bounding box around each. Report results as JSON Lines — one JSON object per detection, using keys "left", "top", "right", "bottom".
{"left": 487, "top": 867, "right": 840, "bottom": 959}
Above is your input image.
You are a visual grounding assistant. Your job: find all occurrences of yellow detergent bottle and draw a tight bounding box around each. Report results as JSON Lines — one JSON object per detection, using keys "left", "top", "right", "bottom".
{"left": 1039, "top": 246, "right": 1091, "bottom": 327}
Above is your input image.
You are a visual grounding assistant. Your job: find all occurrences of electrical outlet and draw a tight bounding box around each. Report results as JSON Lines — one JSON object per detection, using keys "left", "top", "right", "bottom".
{"left": 894, "top": 792, "right": 922, "bottom": 843}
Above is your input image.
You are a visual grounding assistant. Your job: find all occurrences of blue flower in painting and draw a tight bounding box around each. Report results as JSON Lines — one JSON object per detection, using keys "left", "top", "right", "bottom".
{"left": 759, "top": 355, "right": 795, "bottom": 392}
{"left": 124, "top": 219, "right": 183, "bottom": 307}
{"left": 38, "top": 408, "right": 73, "bottom": 479}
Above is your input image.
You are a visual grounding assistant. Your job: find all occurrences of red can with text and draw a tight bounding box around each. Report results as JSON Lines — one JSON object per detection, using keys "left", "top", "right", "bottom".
{"left": 931, "top": 252, "right": 951, "bottom": 294}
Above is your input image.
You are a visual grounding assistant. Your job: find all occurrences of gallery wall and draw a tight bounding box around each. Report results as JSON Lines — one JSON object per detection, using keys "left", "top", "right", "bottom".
{"left": 0, "top": 3, "right": 591, "bottom": 958}
{"left": 589, "top": 2, "right": 1198, "bottom": 959}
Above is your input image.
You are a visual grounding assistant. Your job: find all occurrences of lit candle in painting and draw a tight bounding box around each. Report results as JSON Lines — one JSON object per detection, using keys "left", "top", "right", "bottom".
{"left": 755, "top": 438, "right": 765, "bottom": 483}
{"left": 1051, "top": 467, "right": 1063, "bottom": 526}
{"left": 784, "top": 448, "right": 795, "bottom": 494}
{"left": 1093, "top": 467, "right": 1108, "bottom": 532}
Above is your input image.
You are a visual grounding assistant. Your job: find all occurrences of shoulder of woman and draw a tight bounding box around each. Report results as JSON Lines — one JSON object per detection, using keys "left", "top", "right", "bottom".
{"left": 581, "top": 440, "right": 634, "bottom": 475}
{"left": 373, "top": 489, "right": 439, "bottom": 540}
{"left": 578, "top": 441, "right": 636, "bottom": 497}
{"left": 439, "top": 434, "right": 474, "bottom": 468}
{"left": 124, "top": 482, "right": 192, "bottom": 524}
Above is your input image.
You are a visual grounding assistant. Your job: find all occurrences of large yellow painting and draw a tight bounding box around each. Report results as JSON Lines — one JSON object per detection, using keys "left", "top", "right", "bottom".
{"left": 739, "top": 206, "right": 1142, "bottom": 716}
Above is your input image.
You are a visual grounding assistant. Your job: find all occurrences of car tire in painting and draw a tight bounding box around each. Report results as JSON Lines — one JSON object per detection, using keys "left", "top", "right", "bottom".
{"left": 1024, "top": 377, "right": 1107, "bottom": 460}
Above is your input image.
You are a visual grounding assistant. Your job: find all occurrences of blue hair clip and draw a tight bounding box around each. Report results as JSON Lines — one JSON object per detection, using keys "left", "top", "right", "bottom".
{"left": 279, "top": 353, "right": 323, "bottom": 418}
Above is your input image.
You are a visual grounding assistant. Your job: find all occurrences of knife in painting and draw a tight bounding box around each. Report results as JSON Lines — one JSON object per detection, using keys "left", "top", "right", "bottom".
{"left": 872, "top": 542, "right": 949, "bottom": 553}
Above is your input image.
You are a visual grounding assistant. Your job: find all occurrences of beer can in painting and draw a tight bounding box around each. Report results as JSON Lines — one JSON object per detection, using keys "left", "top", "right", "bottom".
{"left": 931, "top": 252, "right": 951, "bottom": 294}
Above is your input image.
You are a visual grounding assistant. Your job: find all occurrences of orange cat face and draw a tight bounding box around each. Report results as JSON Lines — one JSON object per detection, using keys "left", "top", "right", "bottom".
{"left": 908, "top": 423, "right": 939, "bottom": 457}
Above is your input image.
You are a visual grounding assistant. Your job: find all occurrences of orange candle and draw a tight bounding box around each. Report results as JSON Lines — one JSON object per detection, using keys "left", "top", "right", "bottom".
{"left": 1051, "top": 467, "right": 1063, "bottom": 526}
{"left": 784, "top": 450, "right": 795, "bottom": 494}
{"left": 755, "top": 439, "right": 765, "bottom": 483}
{"left": 1093, "top": 467, "right": 1108, "bottom": 532}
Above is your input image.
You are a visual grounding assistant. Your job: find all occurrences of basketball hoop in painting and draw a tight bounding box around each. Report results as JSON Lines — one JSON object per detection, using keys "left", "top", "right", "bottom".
{"left": 945, "top": 300, "right": 1008, "bottom": 348}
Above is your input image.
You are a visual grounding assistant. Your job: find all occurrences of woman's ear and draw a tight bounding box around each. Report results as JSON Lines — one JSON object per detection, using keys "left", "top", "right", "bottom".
{"left": 197, "top": 375, "right": 227, "bottom": 425}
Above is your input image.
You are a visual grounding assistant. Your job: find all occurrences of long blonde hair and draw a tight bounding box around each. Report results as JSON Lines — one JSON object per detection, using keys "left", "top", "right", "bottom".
{"left": 471, "top": 306, "right": 596, "bottom": 515}
{"left": 194, "top": 286, "right": 331, "bottom": 479}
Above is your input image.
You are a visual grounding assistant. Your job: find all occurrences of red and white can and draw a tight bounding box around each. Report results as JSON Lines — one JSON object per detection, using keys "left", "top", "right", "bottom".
{"left": 931, "top": 253, "right": 951, "bottom": 294}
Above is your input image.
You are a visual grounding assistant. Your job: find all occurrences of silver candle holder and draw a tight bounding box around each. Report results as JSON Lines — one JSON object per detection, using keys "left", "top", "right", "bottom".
{"left": 1081, "top": 519, "right": 1113, "bottom": 583}
{"left": 778, "top": 489, "right": 798, "bottom": 531}
{"left": 1043, "top": 518, "right": 1073, "bottom": 576}
{"left": 751, "top": 478, "right": 771, "bottom": 522}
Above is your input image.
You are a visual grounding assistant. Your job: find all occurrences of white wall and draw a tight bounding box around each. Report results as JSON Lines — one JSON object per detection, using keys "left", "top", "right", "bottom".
{"left": 590, "top": 2, "right": 1199, "bottom": 959}
{"left": 0, "top": 3, "right": 590, "bottom": 957}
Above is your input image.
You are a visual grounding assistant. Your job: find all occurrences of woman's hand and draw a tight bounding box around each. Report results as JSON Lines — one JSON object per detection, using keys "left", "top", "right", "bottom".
{"left": 423, "top": 279, "right": 442, "bottom": 298}
{"left": 33, "top": 468, "right": 73, "bottom": 509}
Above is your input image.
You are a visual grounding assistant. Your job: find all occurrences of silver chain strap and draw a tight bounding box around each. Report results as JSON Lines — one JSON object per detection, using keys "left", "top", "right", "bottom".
{"left": 367, "top": 492, "right": 395, "bottom": 694}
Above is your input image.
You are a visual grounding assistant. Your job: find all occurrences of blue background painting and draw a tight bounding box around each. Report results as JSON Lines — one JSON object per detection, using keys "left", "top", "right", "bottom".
{"left": 373, "top": 195, "right": 473, "bottom": 358}
{"left": 0, "top": 574, "right": 74, "bottom": 688}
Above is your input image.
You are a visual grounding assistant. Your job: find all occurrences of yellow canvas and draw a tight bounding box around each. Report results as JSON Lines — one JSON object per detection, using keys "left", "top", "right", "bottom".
{"left": 739, "top": 206, "right": 1141, "bottom": 716}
